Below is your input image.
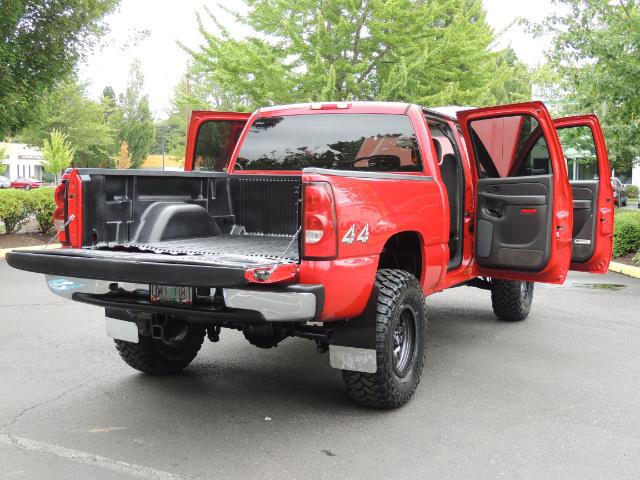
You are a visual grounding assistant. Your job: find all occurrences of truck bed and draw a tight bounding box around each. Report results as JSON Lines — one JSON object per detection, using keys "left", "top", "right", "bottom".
{"left": 7, "top": 169, "right": 303, "bottom": 288}
{"left": 93, "top": 234, "right": 298, "bottom": 261}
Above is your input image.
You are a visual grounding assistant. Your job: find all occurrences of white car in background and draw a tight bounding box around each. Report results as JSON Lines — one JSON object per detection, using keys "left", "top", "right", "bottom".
{"left": 0, "top": 176, "right": 11, "bottom": 188}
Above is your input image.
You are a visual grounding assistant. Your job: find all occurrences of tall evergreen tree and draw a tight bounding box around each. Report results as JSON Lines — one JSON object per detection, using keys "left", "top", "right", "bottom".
{"left": 185, "top": 0, "right": 531, "bottom": 109}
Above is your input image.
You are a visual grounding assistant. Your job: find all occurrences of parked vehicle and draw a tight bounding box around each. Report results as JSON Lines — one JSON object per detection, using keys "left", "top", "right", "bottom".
{"left": 0, "top": 176, "right": 10, "bottom": 188}
{"left": 11, "top": 177, "right": 43, "bottom": 190}
{"left": 7, "top": 101, "right": 614, "bottom": 408}
{"left": 611, "top": 177, "right": 627, "bottom": 206}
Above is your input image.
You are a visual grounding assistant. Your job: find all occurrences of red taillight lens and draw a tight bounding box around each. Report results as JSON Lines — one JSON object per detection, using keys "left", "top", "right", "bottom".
{"left": 303, "top": 182, "right": 337, "bottom": 258}
{"left": 54, "top": 183, "right": 68, "bottom": 244}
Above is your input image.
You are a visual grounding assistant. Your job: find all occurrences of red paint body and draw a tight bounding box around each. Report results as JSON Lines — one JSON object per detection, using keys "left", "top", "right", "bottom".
{"left": 555, "top": 115, "right": 614, "bottom": 274}
{"left": 61, "top": 101, "right": 614, "bottom": 322}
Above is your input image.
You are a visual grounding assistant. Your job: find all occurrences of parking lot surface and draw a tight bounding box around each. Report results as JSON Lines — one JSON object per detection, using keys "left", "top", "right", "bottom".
{"left": 1, "top": 261, "right": 639, "bottom": 479}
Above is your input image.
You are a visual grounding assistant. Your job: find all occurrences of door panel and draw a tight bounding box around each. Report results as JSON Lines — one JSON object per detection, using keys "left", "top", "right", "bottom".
{"left": 570, "top": 181, "right": 598, "bottom": 263}
{"left": 554, "top": 115, "right": 614, "bottom": 273}
{"left": 476, "top": 176, "right": 552, "bottom": 271}
{"left": 184, "top": 111, "right": 251, "bottom": 172}
{"left": 457, "top": 102, "right": 573, "bottom": 284}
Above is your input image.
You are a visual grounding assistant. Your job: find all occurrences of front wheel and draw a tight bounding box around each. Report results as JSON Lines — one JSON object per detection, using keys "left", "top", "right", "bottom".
{"left": 23, "top": 185, "right": 31, "bottom": 191}
{"left": 491, "top": 280, "right": 534, "bottom": 322}
{"left": 115, "top": 321, "right": 205, "bottom": 375}
{"left": 342, "top": 269, "right": 427, "bottom": 409}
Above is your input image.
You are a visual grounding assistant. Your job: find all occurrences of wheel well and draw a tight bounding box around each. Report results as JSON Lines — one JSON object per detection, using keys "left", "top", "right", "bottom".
{"left": 378, "top": 232, "right": 422, "bottom": 281}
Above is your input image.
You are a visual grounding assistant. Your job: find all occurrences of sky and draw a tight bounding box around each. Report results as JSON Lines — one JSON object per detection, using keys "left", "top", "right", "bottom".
{"left": 78, "top": 0, "right": 558, "bottom": 119}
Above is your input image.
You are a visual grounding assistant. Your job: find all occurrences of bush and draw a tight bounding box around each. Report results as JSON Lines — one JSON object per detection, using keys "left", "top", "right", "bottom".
{"left": 633, "top": 250, "right": 640, "bottom": 266}
{"left": 625, "top": 184, "right": 638, "bottom": 199}
{"left": 24, "top": 187, "right": 56, "bottom": 234}
{"left": 0, "top": 189, "right": 30, "bottom": 233}
{"left": 613, "top": 210, "right": 640, "bottom": 257}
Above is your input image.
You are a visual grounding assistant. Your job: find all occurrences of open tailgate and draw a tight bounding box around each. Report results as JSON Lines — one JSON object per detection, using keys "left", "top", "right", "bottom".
{"left": 6, "top": 244, "right": 295, "bottom": 288}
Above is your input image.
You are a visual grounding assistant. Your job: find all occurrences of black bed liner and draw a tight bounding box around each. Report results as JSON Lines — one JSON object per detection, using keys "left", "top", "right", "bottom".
{"left": 93, "top": 234, "right": 299, "bottom": 261}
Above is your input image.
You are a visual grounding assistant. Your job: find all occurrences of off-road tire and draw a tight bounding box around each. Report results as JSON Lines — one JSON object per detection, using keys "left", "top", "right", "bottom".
{"left": 342, "top": 269, "right": 427, "bottom": 409}
{"left": 491, "top": 280, "right": 534, "bottom": 322}
{"left": 115, "top": 325, "right": 205, "bottom": 375}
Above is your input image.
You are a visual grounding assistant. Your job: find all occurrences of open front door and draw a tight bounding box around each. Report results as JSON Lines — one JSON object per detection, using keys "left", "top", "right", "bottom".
{"left": 554, "top": 115, "right": 614, "bottom": 273}
{"left": 185, "top": 111, "right": 251, "bottom": 172}
{"left": 457, "top": 102, "right": 574, "bottom": 284}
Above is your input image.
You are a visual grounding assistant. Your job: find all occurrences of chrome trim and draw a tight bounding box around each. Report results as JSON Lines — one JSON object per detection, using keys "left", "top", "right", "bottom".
{"left": 303, "top": 168, "right": 434, "bottom": 182}
{"left": 223, "top": 289, "right": 316, "bottom": 321}
{"left": 45, "top": 275, "right": 146, "bottom": 299}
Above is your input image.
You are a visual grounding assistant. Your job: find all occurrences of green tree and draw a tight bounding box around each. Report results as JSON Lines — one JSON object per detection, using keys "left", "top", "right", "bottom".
{"left": 153, "top": 70, "right": 241, "bottom": 159}
{"left": 43, "top": 130, "right": 75, "bottom": 183}
{"left": 0, "top": 0, "right": 118, "bottom": 136}
{"left": 532, "top": 0, "right": 640, "bottom": 172}
{"left": 116, "top": 60, "right": 155, "bottom": 168}
{"left": 186, "top": 0, "right": 530, "bottom": 109}
{"left": 18, "top": 78, "right": 115, "bottom": 168}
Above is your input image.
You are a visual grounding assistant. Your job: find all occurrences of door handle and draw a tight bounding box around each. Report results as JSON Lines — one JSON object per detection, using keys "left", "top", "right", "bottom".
{"left": 479, "top": 191, "right": 547, "bottom": 205}
{"left": 482, "top": 207, "right": 503, "bottom": 219}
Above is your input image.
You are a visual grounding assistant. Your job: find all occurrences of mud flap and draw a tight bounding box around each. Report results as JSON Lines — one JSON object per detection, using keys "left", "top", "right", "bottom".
{"left": 328, "top": 286, "right": 378, "bottom": 373}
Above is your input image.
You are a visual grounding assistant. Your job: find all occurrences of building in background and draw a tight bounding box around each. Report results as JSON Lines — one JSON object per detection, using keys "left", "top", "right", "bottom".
{"left": 632, "top": 163, "right": 640, "bottom": 188}
{"left": 0, "top": 143, "right": 45, "bottom": 181}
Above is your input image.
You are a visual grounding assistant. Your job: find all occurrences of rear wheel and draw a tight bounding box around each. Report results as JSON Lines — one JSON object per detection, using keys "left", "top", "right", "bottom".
{"left": 342, "top": 269, "right": 427, "bottom": 409}
{"left": 491, "top": 280, "right": 534, "bottom": 322}
{"left": 23, "top": 185, "right": 31, "bottom": 191}
{"left": 115, "top": 322, "right": 205, "bottom": 375}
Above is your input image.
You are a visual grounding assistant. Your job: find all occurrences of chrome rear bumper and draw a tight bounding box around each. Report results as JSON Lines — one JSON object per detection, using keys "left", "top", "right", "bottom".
{"left": 44, "top": 275, "right": 323, "bottom": 322}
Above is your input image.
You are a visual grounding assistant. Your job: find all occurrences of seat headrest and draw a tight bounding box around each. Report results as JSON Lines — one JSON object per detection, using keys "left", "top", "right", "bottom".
{"left": 442, "top": 153, "right": 456, "bottom": 165}
{"left": 432, "top": 138, "right": 443, "bottom": 163}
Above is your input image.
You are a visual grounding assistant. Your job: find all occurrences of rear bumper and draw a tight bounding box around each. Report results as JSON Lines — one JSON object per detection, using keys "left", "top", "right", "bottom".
{"left": 43, "top": 274, "right": 324, "bottom": 323}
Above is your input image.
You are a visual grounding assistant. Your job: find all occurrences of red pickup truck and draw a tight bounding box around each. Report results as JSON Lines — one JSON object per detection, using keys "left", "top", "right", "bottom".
{"left": 7, "top": 101, "right": 614, "bottom": 408}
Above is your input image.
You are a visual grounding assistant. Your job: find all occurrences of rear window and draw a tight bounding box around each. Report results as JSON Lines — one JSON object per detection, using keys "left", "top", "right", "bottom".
{"left": 235, "top": 114, "right": 422, "bottom": 171}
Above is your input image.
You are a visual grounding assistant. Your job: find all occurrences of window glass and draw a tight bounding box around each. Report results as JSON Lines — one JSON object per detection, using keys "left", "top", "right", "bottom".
{"left": 236, "top": 114, "right": 422, "bottom": 171}
{"left": 194, "top": 120, "right": 246, "bottom": 171}
{"left": 469, "top": 115, "right": 551, "bottom": 178}
{"left": 429, "top": 124, "right": 455, "bottom": 161}
{"left": 557, "top": 126, "right": 599, "bottom": 180}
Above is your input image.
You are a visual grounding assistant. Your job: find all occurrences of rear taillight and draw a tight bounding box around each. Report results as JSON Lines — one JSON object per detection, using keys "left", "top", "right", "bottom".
{"left": 53, "top": 169, "right": 82, "bottom": 247}
{"left": 303, "top": 182, "right": 337, "bottom": 258}
{"left": 54, "top": 182, "right": 68, "bottom": 244}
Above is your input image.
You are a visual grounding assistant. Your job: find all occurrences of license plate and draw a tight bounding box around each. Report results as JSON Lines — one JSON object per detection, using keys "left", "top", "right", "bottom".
{"left": 150, "top": 285, "right": 193, "bottom": 304}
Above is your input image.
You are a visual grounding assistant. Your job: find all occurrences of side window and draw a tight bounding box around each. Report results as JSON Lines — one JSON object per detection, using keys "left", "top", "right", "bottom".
{"left": 193, "top": 120, "right": 246, "bottom": 171}
{"left": 468, "top": 115, "right": 551, "bottom": 178}
{"left": 556, "top": 126, "right": 599, "bottom": 180}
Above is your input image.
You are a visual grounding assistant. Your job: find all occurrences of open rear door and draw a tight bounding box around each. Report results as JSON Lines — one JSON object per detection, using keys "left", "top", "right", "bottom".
{"left": 185, "top": 111, "right": 251, "bottom": 172}
{"left": 457, "top": 102, "right": 574, "bottom": 284}
{"left": 554, "top": 115, "right": 614, "bottom": 273}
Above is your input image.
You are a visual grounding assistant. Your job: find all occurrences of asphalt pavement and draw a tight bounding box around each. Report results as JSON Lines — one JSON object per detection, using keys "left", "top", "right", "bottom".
{"left": 0, "top": 260, "right": 639, "bottom": 479}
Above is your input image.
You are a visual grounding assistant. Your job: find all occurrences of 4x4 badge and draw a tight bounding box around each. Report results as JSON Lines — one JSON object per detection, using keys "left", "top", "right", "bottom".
{"left": 342, "top": 224, "right": 369, "bottom": 244}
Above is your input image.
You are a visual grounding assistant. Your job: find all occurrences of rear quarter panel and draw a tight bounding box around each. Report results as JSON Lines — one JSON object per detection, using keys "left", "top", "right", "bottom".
{"left": 300, "top": 172, "right": 448, "bottom": 320}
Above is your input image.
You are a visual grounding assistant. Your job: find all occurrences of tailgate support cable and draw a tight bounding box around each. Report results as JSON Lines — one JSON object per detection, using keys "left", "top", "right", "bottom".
{"left": 254, "top": 227, "right": 301, "bottom": 281}
{"left": 47, "top": 214, "right": 75, "bottom": 248}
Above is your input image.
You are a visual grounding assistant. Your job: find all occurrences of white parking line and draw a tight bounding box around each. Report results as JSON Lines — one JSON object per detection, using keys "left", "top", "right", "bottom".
{"left": 0, "top": 434, "right": 196, "bottom": 480}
